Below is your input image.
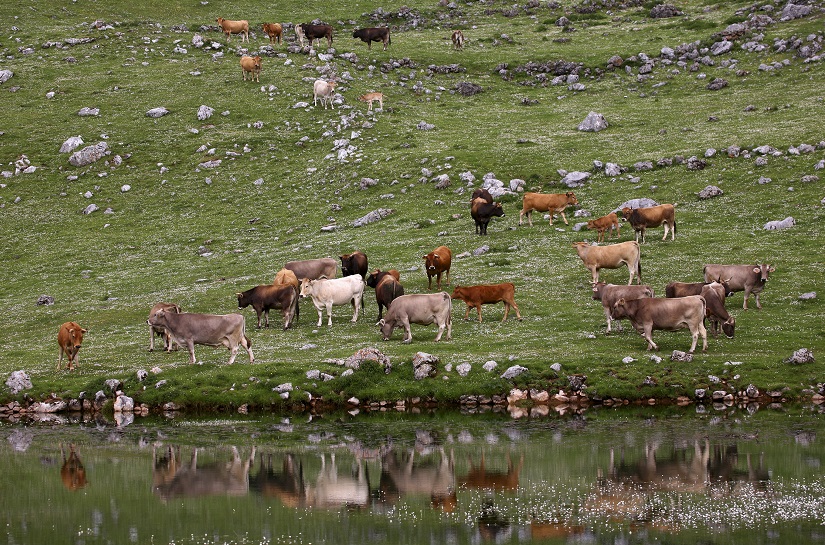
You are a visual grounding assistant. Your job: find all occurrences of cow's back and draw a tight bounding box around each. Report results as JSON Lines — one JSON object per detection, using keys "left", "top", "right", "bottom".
{"left": 165, "top": 313, "right": 245, "bottom": 343}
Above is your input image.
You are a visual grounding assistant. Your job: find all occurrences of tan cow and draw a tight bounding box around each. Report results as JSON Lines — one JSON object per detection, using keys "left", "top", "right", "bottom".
{"left": 313, "top": 80, "right": 338, "bottom": 109}
{"left": 621, "top": 204, "right": 676, "bottom": 242}
{"left": 57, "top": 321, "right": 88, "bottom": 370}
{"left": 592, "top": 282, "right": 654, "bottom": 333}
{"left": 587, "top": 212, "right": 620, "bottom": 242}
{"left": 423, "top": 245, "right": 452, "bottom": 290}
{"left": 149, "top": 302, "right": 181, "bottom": 352}
{"left": 216, "top": 17, "right": 249, "bottom": 42}
{"left": 572, "top": 241, "right": 641, "bottom": 285}
{"left": 612, "top": 295, "right": 708, "bottom": 353}
{"left": 273, "top": 268, "right": 300, "bottom": 289}
{"left": 519, "top": 192, "right": 578, "bottom": 226}
{"left": 451, "top": 30, "right": 465, "bottom": 50}
{"left": 262, "top": 22, "right": 283, "bottom": 44}
{"left": 451, "top": 283, "right": 522, "bottom": 322}
{"left": 240, "top": 55, "right": 261, "bottom": 82}
{"left": 358, "top": 92, "right": 385, "bottom": 111}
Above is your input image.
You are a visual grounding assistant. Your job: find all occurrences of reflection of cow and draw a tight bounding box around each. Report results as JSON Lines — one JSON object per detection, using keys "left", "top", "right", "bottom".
{"left": 60, "top": 444, "right": 88, "bottom": 491}
{"left": 458, "top": 452, "right": 523, "bottom": 491}
{"left": 251, "top": 453, "right": 370, "bottom": 509}
{"left": 153, "top": 446, "right": 255, "bottom": 501}
{"left": 379, "top": 448, "right": 456, "bottom": 510}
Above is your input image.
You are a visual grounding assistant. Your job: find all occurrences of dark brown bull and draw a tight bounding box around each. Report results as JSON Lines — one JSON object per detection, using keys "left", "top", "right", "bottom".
{"left": 373, "top": 274, "right": 405, "bottom": 320}
{"left": 471, "top": 198, "right": 505, "bottom": 235}
{"left": 340, "top": 251, "right": 369, "bottom": 279}
{"left": 296, "top": 23, "right": 333, "bottom": 48}
{"left": 366, "top": 268, "right": 401, "bottom": 288}
{"left": 236, "top": 284, "right": 298, "bottom": 329}
{"left": 352, "top": 27, "right": 391, "bottom": 50}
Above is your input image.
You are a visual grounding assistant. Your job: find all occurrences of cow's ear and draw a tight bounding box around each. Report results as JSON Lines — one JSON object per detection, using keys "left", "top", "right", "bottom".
{"left": 236, "top": 293, "right": 243, "bottom": 297}
{"left": 377, "top": 319, "right": 385, "bottom": 326}
{"left": 768, "top": 266, "right": 775, "bottom": 272}
{"left": 422, "top": 255, "right": 427, "bottom": 260}
{"left": 752, "top": 267, "right": 761, "bottom": 274}
{"left": 81, "top": 328, "right": 88, "bottom": 334}
{"left": 617, "top": 298, "right": 625, "bottom": 305}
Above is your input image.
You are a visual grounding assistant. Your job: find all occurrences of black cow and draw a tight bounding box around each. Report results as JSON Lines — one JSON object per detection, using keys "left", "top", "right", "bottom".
{"left": 471, "top": 197, "right": 505, "bottom": 235}
{"left": 296, "top": 23, "right": 333, "bottom": 48}
{"left": 340, "top": 252, "right": 369, "bottom": 279}
{"left": 352, "top": 27, "right": 391, "bottom": 50}
{"left": 236, "top": 284, "right": 298, "bottom": 330}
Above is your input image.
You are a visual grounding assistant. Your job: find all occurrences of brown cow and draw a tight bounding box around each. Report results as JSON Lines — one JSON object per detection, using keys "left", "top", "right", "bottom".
{"left": 451, "top": 283, "right": 522, "bottom": 322}
{"left": 471, "top": 197, "right": 505, "bottom": 235}
{"left": 147, "top": 310, "right": 253, "bottom": 365}
{"left": 60, "top": 444, "right": 88, "bottom": 491}
{"left": 519, "top": 192, "right": 578, "bottom": 226}
{"left": 451, "top": 30, "right": 465, "bottom": 50}
{"left": 340, "top": 251, "right": 369, "bottom": 279}
{"left": 572, "top": 241, "right": 641, "bottom": 285}
{"left": 352, "top": 27, "right": 391, "bottom": 50}
{"left": 273, "top": 268, "right": 300, "bottom": 289}
{"left": 57, "top": 321, "right": 88, "bottom": 370}
{"left": 592, "top": 282, "right": 654, "bottom": 333}
{"left": 612, "top": 295, "right": 708, "bottom": 353}
{"left": 236, "top": 284, "right": 298, "bottom": 329}
{"left": 423, "top": 245, "right": 452, "bottom": 290}
{"left": 373, "top": 274, "right": 405, "bottom": 320}
{"left": 587, "top": 212, "right": 620, "bottom": 242}
{"left": 666, "top": 281, "right": 734, "bottom": 338}
{"left": 366, "top": 268, "right": 401, "bottom": 288}
{"left": 262, "top": 22, "right": 283, "bottom": 44}
{"left": 621, "top": 204, "right": 676, "bottom": 243}
{"left": 149, "top": 302, "right": 181, "bottom": 352}
{"left": 284, "top": 258, "right": 337, "bottom": 281}
{"left": 703, "top": 263, "right": 775, "bottom": 310}
{"left": 296, "top": 23, "right": 333, "bottom": 48}
{"left": 216, "top": 17, "right": 249, "bottom": 42}
{"left": 240, "top": 55, "right": 261, "bottom": 82}
{"left": 358, "top": 92, "right": 385, "bottom": 111}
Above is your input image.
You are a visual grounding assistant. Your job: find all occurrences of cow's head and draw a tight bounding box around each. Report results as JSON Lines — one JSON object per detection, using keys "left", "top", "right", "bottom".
{"left": 299, "top": 278, "right": 314, "bottom": 297}
{"left": 753, "top": 264, "right": 775, "bottom": 283}
{"left": 450, "top": 286, "right": 466, "bottom": 299}
{"left": 491, "top": 203, "right": 505, "bottom": 217}
{"left": 619, "top": 207, "right": 633, "bottom": 220}
{"left": 236, "top": 292, "right": 250, "bottom": 309}
{"left": 722, "top": 316, "right": 735, "bottom": 339}
{"left": 566, "top": 192, "right": 578, "bottom": 205}
{"left": 366, "top": 269, "right": 382, "bottom": 288}
{"left": 377, "top": 318, "right": 395, "bottom": 340}
{"left": 147, "top": 309, "right": 168, "bottom": 327}
{"left": 423, "top": 252, "right": 441, "bottom": 272}
{"left": 216, "top": 17, "right": 224, "bottom": 24}
{"left": 591, "top": 282, "right": 606, "bottom": 300}
{"left": 69, "top": 326, "right": 87, "bottom": 349}
{"left": 252, "top": 56, "right": 262, "bottom": 69}
{"left": 713, "top": 277, "right": 735, "bottom": 297}
{"left": 611, "top": 298, "right": 630, "bottom": 319}
{"left": 340, "top": 254, "right": 355, "bottom": 276}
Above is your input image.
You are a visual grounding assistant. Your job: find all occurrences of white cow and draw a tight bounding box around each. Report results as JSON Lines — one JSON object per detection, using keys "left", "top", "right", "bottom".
{"left": 313, "top": 80, "right": 338, "bottom": 109}
{"left": 299, "top": 275, "right": 364, "bottom": 326}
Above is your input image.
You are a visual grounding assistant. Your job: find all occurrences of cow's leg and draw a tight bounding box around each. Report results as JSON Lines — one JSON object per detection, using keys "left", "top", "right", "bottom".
{"left": 241, "top": 336, "right": 254, "bottom": 363}
{"left": 463, "top": 305, "right": 471, "bottom": 320}
{"left": 434, "top": 321, "right": 445, "bottom": 342}
{"left": 662, "top": 223, "right": 669, "bottom": 240}
{"left": 742, "top": 288, "right": 751, "bottom": 310}
{"left": 446, "top": 315, "right": 452, "bottom": 340}
{"left": 149, "top": 326, "right": 155, "bottom": 352}
{"left": 700, "top": 321, "right": 707, "bottom": 352}
{"left": 445, "top": 269, "right": 450, "bottom": 287}
{"left": 604, "top": 308, "right": 613, "bottom": 334}
{"left": 511, "top": 300, "right": 522, "bottom": 321}
{"left": 186, "top": 341, "right": 196, "bottom": 364}
{"left": 560, "top": 211, "right": 569, "bottom": 225}
{"left": 502, "top": 303, "right": 509, "bottom": 321}
{"left": 476, "top": 305, "right": 483, "bottom": 322}
{"left": 402, "top": 322, "right": 413, "bottom": 344}
{"left": 754, "top": 291, "right": 762, "bottom": 310}
{"left": 642, "top": 326, "right": 658, "bottom": 351}
{"left": 325, "top": 302, "right": 334, "bottom": 326}
{"left": 351, "top": 295, "right": 360, "bottom": 322}
{"left": 227, "top": 343, "right": 239, "bottom": 365}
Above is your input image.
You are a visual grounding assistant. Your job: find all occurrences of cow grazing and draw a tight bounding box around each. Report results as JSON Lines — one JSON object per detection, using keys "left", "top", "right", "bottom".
{"left": 147, "top": 310, "right": 253, "bottom": 365}
{"left": 149, "top": 302, "right": 181, "bottom": 352}
{"left": 57, "top": 321, "right": 88, "bottom": 370}
{"left": 612, "top": 295, "right": 708, "bottom": 353}
{"left": 284, "top": 258, "right": 337, "bottom": 281}
{"left": 665, "top": 280, "right": 733, "bottom": 299}
{"left": 700, "top": 282, "right": 735, "bottom": 338}
{"left": 262, "top": 22, "right": 283, "bottom": 44}
{"left": 295, "top": 23, "right": 333, "bottom": 48}
{"left": 471, "top": 197, "right": 505, "bottom": 235}
{"left": 378, "top": 292, "right": 452, "bottom": 343}
{"left": 352, "top": 27, "right": 391, "bottom": 50}
{"left": 299, "top": 275, "right": 365, "bottom": 326}
{"left": 373, "top": 274, "right": 405, "bottom": 320}
{"left": 313, "top": 80, "right": 338, "bottom": 109}
{"left": 572, "top": 241, "right": 642, "bottom": 285}
{"left": 519, "top": 192, "right": 578, "bottom": 226}
{"left": 240, "top": 55, "right": 261, "bottom": 82}
{"left": 592, "top": 282, "right": 654, "bottom": 333}
{"left": 621, "top": 204, "right": 676, "bottom": 243}
{"left": 340, "top": 251, "right": 369, "bottom": 279}
{"left": 451, "top": 283, "right": 522, "bottom": 322}
{"left": 236, "top": 284, "right": 298, "bottom": 330}
{"left": 358, "top": 92, "right": 384, "bottom": 111}
{"left": 451, "top": 30, "right": 465, "bottom": 50}
{"left": 423, "top": 245, "right": 452, "bottom": 290}
{"left": 587, "top": 212, "right": 621, "bottom": 242}
{"left": 216, "top": 18, "right": 249, "bottom": 42}
{"left": 703, "top": 263, "right": 775, "bottom": 310}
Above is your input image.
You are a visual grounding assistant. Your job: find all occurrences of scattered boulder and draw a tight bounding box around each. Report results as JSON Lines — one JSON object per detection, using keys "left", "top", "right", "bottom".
{"left": 78, "top": 107, "right": 99, "bottom": 117}
{"left": 114, "top": 394, "right": 134, "bottom": 413}
{"left": 706, "top": 78, "right": 728, "bottom": 90}
{"left": 413, "top": 352, "right": 439, "bottom": 380}
{"left": 567, "top": 374, "right": 587, "bottom": 392}
{"left": 604, "top": 162, "right": 623, "bottom": 176}
{"left": 686, "top": 156, "right": 707, "bottom": 170}
{"left": 457, "top": 363, "right": 471, "bottom": 377}
{"left": 343, "top": 347, "right": 391, "bottom": 372}
{"left": 781, "top": 3, "right": 812, "bottom": 20}
{"left": 417, "top": 121, "right": 435, "bottom": 131}
{"left": 500, "top": 365, "right": 528, "bottom": 379}
{"left": 36, "top": 295, "right": 55, "bottom": 306}
{"left": 671, "top": 350, "right": 694, "bottom": 362}
{"left": 745, "top": 384, "right": 760, "bottom": 398}
{"left": 650, "top": 4, "right": 683, "bottom": 18}
{"left": 785, "top": 348, "right": 815, "bottom": 365}
{"left": 560, "top": 171, "right": 590, "bottom": 188}
{"left": 578, "top": 111, "right": 608, "bottom": 132}
{"left": 60, "top": 136, "right": 84, "bottom": 153}
{"left": 0, "top": 70, "right": 13, "bottom": 84}
{"left": 69, "top": 142, "right": 109, "bottom": 167}
{"left": 698, "top": 185, "right": 723, "bottom": 199}
{"left": 764, "top": 216, "right": 795, "bottom": 230}
{"left": 146, "top": 107, "right": 170, "bottom": 118}
{"left": 82, "top": 204, "right": 99, "bottom": 215}
{"left": 353, "top": 208, "right": 394, "bottom": 227}
{"left": 483, "top": 360, "right": 498, "bottom": 372}
{"left": 136, "top": 369, "right": 148, "bottom": 381}
{"left": 616, "top": 197, "right": 658, "bottom": 211}
{"left": 455, "top": 82, "right": 483, "bottom": 96}
{"left": 799, "top": 292, "right": 816, "bottom": 300}
{"left": 197, "top": 105, "right": 214, "bottom": 120}
{"left": 6, "top": 371, "right": 32, "bottom": 394}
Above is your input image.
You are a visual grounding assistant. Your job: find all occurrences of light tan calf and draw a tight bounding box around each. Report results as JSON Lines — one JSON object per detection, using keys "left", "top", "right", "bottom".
{"left": 240, "top": 55, "right": 261, "bottom": 82}
{"left": 358, "top": 92, "right": 384, "bottom": 111}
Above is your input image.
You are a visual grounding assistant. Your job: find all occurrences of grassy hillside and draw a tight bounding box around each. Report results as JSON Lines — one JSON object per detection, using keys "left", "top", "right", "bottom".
{"left": 1, "top": 0, "right": 823, "bottom": 409}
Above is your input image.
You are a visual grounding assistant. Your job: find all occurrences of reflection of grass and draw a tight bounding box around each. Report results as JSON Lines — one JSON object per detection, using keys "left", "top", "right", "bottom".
{"left": 1, "top": 0, "right": 823, "bottom": 410}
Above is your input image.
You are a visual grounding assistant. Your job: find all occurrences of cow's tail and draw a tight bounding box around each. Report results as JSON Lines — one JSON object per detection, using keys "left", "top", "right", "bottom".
{"left": 388, "top": 31, "right": 392, "bottom": 45}
{"left": 293, "top": 286, "right": 300, "bottom": 321}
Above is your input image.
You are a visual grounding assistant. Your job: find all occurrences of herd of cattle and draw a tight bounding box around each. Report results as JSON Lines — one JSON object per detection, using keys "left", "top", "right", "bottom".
{"left": 54, "top": 186, "right": 776, "bottom": 369}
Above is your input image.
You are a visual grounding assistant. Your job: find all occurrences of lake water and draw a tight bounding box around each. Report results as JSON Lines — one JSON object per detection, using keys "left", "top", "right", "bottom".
{"left": 2, "top": 403, "right": 825, "bottom": 545}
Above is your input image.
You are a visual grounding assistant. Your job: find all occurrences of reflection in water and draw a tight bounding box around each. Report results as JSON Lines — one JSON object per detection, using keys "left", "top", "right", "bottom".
{"left": 458, "top": 452, "right": 523, "bottom": 492}
{"left": 152, "top": 446, "right": 255, "bottom": 501}
{"left": 60, "top": 443, "right": 87, "bottom": 491}
{"left": 379, "top": 448, "right": 456, "bottom": 511}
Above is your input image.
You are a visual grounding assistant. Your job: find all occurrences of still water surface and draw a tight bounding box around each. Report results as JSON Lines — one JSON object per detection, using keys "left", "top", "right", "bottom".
{"left": 3, "top": 404, "right": 825, "bottom": 545}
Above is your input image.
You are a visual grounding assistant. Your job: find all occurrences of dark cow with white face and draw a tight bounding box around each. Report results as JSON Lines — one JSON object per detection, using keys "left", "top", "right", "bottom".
{"left": 612, "top": 295, "right": 707, "bottom": 353}
{"left": 147, "top": 310, "right": 253, "bottom": 365}
{"left": 703, "top": 264, "right": 775, "bottom": 310}
{"left": 379, "top": 293, "right": 452, "bottom": 343}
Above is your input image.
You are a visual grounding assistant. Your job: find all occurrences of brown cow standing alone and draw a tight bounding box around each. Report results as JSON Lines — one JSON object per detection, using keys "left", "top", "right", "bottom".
{"left": 621, "top": 204, "right": 676, "bottom": 243}
{"left": 451, "top": 283, "right": 522, "bottom": 322}
{"left": 352, "top": 27, "right": 391, "bottom": 50}
{"left": 520, "top": 192, "right": 578, "bottom": 226}
{"left": 240, "top": 55, "right": 261, "bottom": 82}
{"left": 57, "top": 321, "right": 88, "bottom": 370}
{"left": 423, "top": 246, "right": 452, "bottom": 290}
{"left": 262, "top": 22, "right": 283, "bottom": 44}
{"left": 587, "top": 212, "right": 621, "bottom": 242}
